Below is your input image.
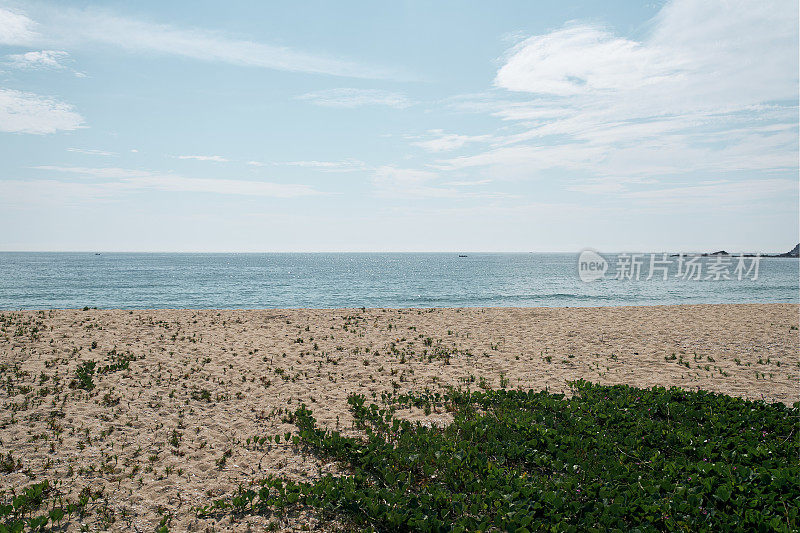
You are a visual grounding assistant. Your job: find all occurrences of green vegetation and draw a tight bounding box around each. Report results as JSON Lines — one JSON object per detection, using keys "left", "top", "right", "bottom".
{"left": 69, "top": 361, "right": 96, "bottom": 391}
{"left": 68, "top": 349, "right": 137, "bottom": 393}
{"left": 0, "top": 481, "right": 102, "bottom": 533}
{"left": 199, "top": 381, "right": 798, "bottom": 532}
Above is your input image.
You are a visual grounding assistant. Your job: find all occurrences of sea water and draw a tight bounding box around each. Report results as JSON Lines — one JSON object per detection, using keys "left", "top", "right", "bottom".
{"left": 0, "top": 252, "right": 797, "bottom": 309}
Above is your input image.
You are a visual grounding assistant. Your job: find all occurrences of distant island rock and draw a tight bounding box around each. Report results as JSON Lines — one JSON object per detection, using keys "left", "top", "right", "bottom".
{"left": 774, "top": 243, "right": 799, "bottom": 258}
{"left": 670, "top": 244, "right": 799, "bottom": 258}
{"left": 744, "top": 243, "right": 799, "bottom": 258}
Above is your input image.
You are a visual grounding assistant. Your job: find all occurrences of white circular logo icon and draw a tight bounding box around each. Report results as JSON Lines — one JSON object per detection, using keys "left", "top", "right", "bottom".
{"left": 577, "top": 249, "right": 608, "bottom": 282}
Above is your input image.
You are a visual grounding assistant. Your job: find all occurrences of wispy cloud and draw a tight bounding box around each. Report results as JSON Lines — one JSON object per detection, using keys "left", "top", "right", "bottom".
{"left": 187, "top": 156, "right": 365, "bottom": 171}
{"left": 0, "top": 7, "right": 36, "bottom": 45}
{"left": 67, "top": 148, "right": 116, "bottom": 156}
{"left": 0, "top": 88, "right": 84, "bottom": 134}
{"left": 494, "top": 24, "right": 681, "bottom": 96}
{"left": 297, "top": 88, "right": 412, "bottom": 108}
{"left": 5, "top": 49, "right": 86, "bottom": 77}
{"left": 442, "top": 179, "right": 492, "bottom": 186}
{"left": 175, "top": 155, "right": 229, "bottom": 162}
{"left": 6, "top": 50, "right": 69, "bottom": 69}
{"left": 274, "top": 159, "right": 366, "bottom": 172}
{"left": 0, "top": 7, "right": 402, "bottom": 80}
{"left": 411, "top": 129, "right": 493, "bottom": 152}
{"left": 28, "top": 166, "right": 323, "bottom": 198}
{"left": 433, "top": 0, "right": 798, "bottom": 194}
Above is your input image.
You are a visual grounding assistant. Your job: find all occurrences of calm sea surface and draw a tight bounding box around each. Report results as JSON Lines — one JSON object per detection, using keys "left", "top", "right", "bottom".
{"left": 0, "top": 252, "right": 797, "bottom": 310}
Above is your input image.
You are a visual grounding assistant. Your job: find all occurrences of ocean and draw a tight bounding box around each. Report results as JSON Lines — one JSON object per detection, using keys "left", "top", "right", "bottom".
{"left": 0, "top": 252, "right": 797, "bottom": 310}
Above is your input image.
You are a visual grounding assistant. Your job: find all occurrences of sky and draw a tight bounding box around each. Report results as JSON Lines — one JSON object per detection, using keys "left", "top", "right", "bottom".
{"left": 0, "top": 0, "right": 797, "bottom": 253}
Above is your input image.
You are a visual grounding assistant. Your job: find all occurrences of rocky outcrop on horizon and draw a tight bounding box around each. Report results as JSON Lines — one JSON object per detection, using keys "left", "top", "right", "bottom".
{"left": 775, "top": 243, "right": 799, "bottom": 257}
{"left": 671, "top": 244, "right": 799, "bottom": 258}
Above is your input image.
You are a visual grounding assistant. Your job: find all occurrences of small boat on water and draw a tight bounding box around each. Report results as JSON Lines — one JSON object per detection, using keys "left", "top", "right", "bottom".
{"left": 458, "top": 254, "right": 468, "bottom": 258}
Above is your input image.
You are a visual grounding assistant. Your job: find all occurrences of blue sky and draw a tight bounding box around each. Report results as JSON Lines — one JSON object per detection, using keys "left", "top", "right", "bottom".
{"left": 0, "top": 0, "right": 797, "bottom": 252}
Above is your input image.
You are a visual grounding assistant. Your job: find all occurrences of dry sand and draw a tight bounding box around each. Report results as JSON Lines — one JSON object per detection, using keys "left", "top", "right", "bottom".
{"left": 1, "top": 304, "right": 797, "bottom": 531}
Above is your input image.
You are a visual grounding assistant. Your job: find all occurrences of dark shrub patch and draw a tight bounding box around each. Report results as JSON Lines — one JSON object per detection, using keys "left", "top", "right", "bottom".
{"left": 0, "top": 480, "right": 97, "bottom": 532}
{"left": 69, "top": 361, "right": 96, "bottom": 391}
{"left": 199, "top": 381, "right": 798, "bottom": 532}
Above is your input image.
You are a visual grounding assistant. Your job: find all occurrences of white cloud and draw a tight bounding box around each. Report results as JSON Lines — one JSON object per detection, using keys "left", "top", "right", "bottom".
{"left": 297, "top": 88, "right": 411, "bottom": 108}
{"left": 495, "top": 3, "right": 797, "bottom": 109}
{"left": 6, "top": 50, "right": 69, "bottom": 70}
{"left": 275, "top": 159, "right": 366, "bottom": 172}
{"left": 411, "top": 129, "right": 493, "bottom": 152}
{"left": 0, "top": 88, "right": 84, "bottom": 134}
{"left": 3, "top": 6, "right": 400, "bottom": 80}
{"left": 0, "top": 8, "right": 37, "bottom": 45}
{"left": 442, "top": 179, "right": 492, "bottom": 186}
{"left": 175, "top": 155, "right": 229, "bottom": 162}
{"left": 29, "top": 166, "right": 322, "bottom": 198}
{"left": 495, "top": 24, "right": 681, "bottom": 96}
{"left": 246, "top": 159, "right": 366, "bottom": 171}
{"left": 67, "top": 147, "right": 116, "bottom": 156}
{"left": 434, "top": 0, "right": 798, "bottom": 195}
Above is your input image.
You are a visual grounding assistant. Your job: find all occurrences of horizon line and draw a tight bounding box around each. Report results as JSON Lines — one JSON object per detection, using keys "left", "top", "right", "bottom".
{"left": 0, "top": 248, "right": 796, "bottom": 255}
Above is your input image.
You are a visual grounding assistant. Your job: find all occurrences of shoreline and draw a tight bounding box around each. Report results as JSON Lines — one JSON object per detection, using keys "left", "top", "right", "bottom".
{"left": 5, "top": 300, "right": 799, "bottom": 312}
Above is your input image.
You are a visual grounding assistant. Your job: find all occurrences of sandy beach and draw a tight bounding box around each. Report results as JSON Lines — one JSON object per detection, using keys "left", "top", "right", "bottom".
{"left": 1, "top": 303, "right": 797, "bottom": 531}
